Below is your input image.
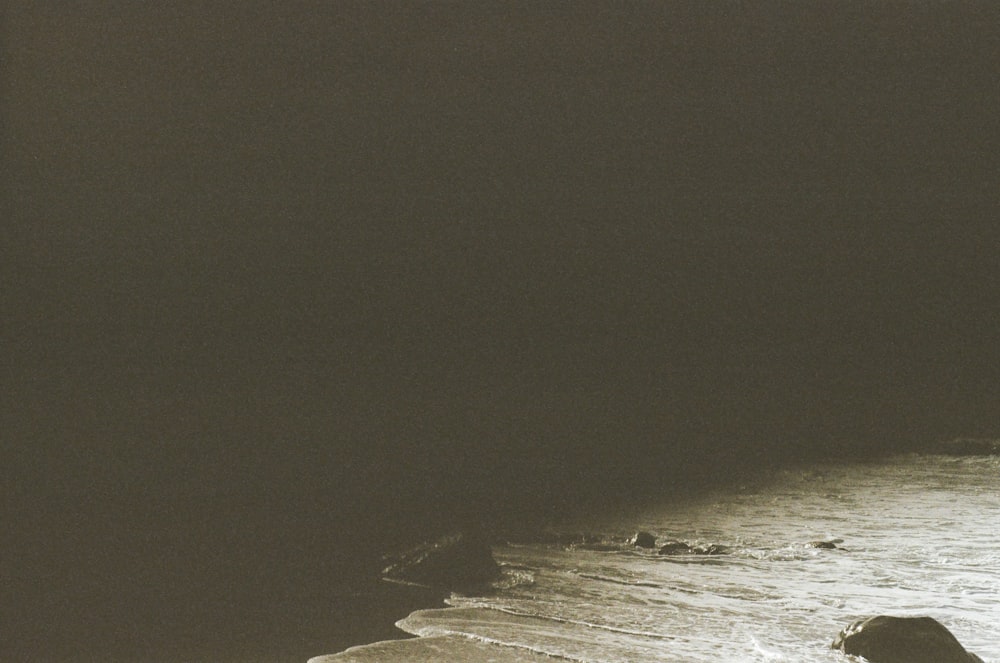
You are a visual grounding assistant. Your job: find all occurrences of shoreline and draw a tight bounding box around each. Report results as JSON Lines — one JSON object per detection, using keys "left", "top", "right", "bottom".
{"left": 309, "top": 452, "right": 999, "bottom": 662}
{"left": 304, "top": 580, "right": 450, "bottom": 662}
{"left": 309, "top": 632, "right": 558, "bottom": 663}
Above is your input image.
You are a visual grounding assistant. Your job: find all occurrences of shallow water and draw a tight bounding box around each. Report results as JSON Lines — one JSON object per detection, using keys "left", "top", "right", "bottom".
{"left": 318, "top": 453, "right": 999, "bottom": 662}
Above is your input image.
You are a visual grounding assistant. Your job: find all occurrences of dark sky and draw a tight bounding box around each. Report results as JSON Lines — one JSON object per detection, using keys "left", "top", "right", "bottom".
{"left": 5, "top": 1, "right": 1000, "bottom": 532}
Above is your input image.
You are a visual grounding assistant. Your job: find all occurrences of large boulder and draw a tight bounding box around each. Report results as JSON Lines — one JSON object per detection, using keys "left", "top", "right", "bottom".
{"left": 381, "top": 532, "right": 501, "bottom": 590}
{"left": 832, "top": 616, "right": 984, "bottom": 663}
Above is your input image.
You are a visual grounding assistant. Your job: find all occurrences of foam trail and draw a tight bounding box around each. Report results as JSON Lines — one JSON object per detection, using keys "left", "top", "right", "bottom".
{"left": 308, "top": 634, "right": 573, "bottom": 662}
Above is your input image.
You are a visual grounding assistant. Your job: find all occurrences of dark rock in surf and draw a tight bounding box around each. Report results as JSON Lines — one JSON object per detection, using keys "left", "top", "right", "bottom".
{"left": 629, "top": 531, "right": 657, "bottom": 549}
{"left": 808, "top": 540, "right": 839, "bottom": 549}
{"left": 930, "top": 438, "right": 1000, "bottom": 456}
{"left": 381, "top": 532, "right": 500, "bottom": 591}
{"left": 832, "top": 615, "right": 984, "bottom": 663}
{"left": 657, "top": 541, "right": 693, "bottom": 555}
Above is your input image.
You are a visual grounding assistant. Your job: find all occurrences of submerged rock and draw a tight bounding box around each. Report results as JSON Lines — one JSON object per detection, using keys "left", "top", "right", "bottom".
{"left": 832, "top": 615, "right": 984, "bottom": 663}
{"left": 628, "top": 531, "right": 657, "bottom": 549}
{"left": 381, "top": 532, "right": 501, "bottom": 590}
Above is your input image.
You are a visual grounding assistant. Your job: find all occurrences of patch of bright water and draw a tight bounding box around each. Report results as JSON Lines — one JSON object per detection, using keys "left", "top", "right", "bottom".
{"left": 318, "top": 454, "right": 999, "bottom": 662}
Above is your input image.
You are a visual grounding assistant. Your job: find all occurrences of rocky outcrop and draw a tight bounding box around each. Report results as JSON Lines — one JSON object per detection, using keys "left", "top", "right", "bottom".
{"left": 381, "top": 532, "right": 500, "bottom": 591}
{"left": 832, "top": 616, "right": 984, "bottom": 663}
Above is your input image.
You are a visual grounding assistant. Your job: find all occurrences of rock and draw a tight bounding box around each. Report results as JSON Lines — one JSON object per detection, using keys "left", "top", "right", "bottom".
{"left": 657, "top": 541, "right": 693, "bottom": 555}
{"left": 808, "top": 540, "right": 839, "bottom": 549}
{"left": 628, "top": 531, "right": 657, "bottom": 549}
{"left": 832, "top": 616, "right": 984, "bottom": 663}
{"left": 381, "top": 532, "right": 501, "bottom": 590}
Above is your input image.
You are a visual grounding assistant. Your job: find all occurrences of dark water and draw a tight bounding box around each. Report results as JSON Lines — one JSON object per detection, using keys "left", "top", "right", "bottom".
{"left": 3, "top": 354, "right": 991, "bottom": 663}
{"left": 0, "top": 417, "right": 854, "bottom": 663}
{"left": 5, "top": 491, "right": 544, "bottom": 661}
{"left": 8, "top": 441, "right": 998, "bottom": 663}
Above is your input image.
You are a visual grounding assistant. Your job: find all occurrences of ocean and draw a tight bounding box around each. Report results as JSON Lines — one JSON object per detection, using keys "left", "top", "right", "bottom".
{"left": 317, "top": 452, "right": 999, "bottom": 662}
